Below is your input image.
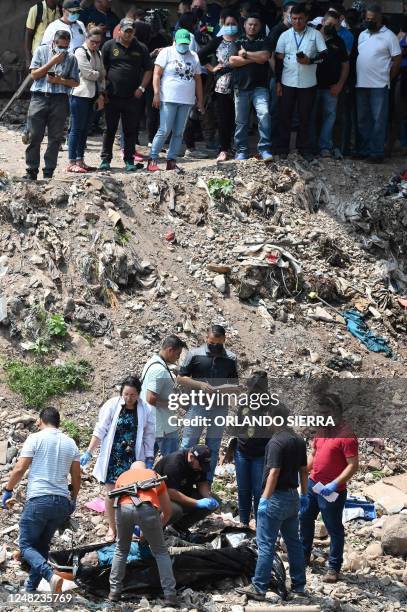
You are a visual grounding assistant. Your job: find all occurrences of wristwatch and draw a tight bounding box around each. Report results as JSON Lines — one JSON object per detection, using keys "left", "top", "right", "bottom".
{"left": 138, "top": 85, "right": 146, "bottom": 93}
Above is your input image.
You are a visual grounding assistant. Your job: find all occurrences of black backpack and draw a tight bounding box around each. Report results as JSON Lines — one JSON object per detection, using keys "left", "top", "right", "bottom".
{"left": 33, "top": 1, "right": 63, "bottom": 35}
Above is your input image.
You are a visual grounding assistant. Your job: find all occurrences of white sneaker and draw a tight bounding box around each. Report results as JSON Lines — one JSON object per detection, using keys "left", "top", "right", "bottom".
{"left": 184, "top": 148, "right": 209, "bottom": 159}
{"left": 48, "top": 574, "right": 63, "bottom": 594}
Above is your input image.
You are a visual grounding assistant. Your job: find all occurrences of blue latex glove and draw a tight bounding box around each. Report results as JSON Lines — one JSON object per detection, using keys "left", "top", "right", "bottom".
{"left": 196, "top": 497, "right": 219, "bottom": 510}
{"left": 300, "top": 494, "right": 309, "bottom": 514}
{"left": 145, "top": 457, "right": 154, "bottom": 469}
{"left": 134, "top": 525, "right": 141, "bottom": 537}
{"left": 69, "top": 497, "right": 76, "bottom": 514}
{"left": 80, "top": 451, "right": 92, "bottom": 467}
{"left": 258, "top": 497, "right": 268, "bottom": 512}
{"left": 2, "top": 489, "right": 12, "bottom": 509}
{"left": 319, "top": 481, "right": 338, "bottom": 496}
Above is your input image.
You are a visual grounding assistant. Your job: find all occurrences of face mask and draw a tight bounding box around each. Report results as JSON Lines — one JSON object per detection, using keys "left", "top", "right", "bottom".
{"left": 365, "top": 20, "right": 379, "bottom": 32}
{"left": 54, "top": 46, "right": 67, "bottom": 54}
{"left": 323, "top": 25, "right": 337, "bottom": 37}
{"left": 176, "top": 43, "right": 189, "bottom": 54}
{"left": 223, "top": 25, "right": 239, "bottom": 36}
{"left": 68, "top": 13, "right": 80, "bottom": 22}
{"left": 208, "top": 342, "right": 223, "bottom": 354}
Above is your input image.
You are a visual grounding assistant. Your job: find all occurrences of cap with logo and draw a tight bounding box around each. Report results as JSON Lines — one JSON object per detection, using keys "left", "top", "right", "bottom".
{"left": 63, "top": 0, "right": 82, "bottom": 10}
{"left": 190, "top": 445, "right": 211, "bottom": 471}
{"left": 120, "top": 18, "right": 135, "bottom": 31}
{"left": 174, "top": 29, "right": 192, "bottom": 45}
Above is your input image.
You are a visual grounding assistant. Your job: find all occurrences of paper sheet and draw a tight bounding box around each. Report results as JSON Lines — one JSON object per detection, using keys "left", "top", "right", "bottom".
{"left": 312, "top": 481, "right": 339, "bottom": 502}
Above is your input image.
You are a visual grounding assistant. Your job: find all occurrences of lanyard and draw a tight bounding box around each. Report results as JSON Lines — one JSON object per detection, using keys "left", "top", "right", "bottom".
{"left": 293, "top": 28, "right": 306, "bottom": 51}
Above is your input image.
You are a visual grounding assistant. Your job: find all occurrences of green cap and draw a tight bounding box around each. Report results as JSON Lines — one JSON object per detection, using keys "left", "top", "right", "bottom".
{"left": 174, "top": 29, "right": 191, "bottom": 44}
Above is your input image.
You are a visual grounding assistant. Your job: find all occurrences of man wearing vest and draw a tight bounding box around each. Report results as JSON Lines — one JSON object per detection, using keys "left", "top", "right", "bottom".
{"left": 108, "top": 461, "right": 179, "bottom": 608}
{"left": 25, "top": 1, "right": 62, "bottom": 68}
{"left": 41, "top": 0, "right": 86, "bottom": 53}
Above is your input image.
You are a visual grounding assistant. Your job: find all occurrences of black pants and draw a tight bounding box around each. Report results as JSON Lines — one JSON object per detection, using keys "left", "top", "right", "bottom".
{"left": 102, "top": 96, "right": 141, "bottom": 163}
{"left": 214, "top": 92, "right": 235, "bottom": 152}
{"left": 277, "top": 85, "right": 316, "bottom": 155}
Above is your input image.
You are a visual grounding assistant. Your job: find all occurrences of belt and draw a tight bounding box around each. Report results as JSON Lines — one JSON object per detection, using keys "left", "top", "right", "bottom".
{"left": 32, "top": 91, "right": 68, "bottom": 97}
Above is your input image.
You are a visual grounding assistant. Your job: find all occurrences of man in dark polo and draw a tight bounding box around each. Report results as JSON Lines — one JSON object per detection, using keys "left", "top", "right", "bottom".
{"left": 100, "top": 17, "right": 153, "bottom": 172}
{"left": 178, "top": 325, "right": 239, "bottom": 485}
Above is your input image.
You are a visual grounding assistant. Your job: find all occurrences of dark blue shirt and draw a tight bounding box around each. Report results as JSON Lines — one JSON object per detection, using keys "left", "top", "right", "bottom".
{"left": 80, "top": 7, "right": 119, "bottom": 42}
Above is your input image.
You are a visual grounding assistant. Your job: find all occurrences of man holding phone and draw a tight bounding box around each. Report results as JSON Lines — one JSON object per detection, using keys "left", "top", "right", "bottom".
{"left": 274, "top": 3, "right": 327, "bottom": 161}
{"left": 24, "top": 30, "right": 79, "bottom": 180}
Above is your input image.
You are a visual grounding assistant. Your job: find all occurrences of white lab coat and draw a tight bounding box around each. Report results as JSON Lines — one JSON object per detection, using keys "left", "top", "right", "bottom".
{"left": 92, "top": 396, "right": 155, "bottom": 483}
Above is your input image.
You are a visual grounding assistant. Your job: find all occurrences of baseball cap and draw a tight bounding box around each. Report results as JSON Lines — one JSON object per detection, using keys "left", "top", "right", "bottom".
{"left": 283, "top": 0, "right": 298, "bottom": 6}
{"left": 63, "top": 0, "right": 82, "bottom": 10}
{"left": 190, "top": 445, "right": 211, "bottom": 471}
{"left": 174, "top": 29, "right": 191, "bottom": 45}
{"left": 120, "top": 18, "right": 135, "bottom": 31}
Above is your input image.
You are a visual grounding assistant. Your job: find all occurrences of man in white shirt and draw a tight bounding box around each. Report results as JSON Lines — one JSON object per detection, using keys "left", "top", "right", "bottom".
{"left": 355, "top": 3, "right": 401, "bottom": 163}
{"left": 41, "top": 0, "right": 86, "bottom": 53}
{"left": 275, "top": 3, "right": 327, "bottom": 161}
{"left": 141, "top": 335, "right": 187, "bottom": 457}
{"left": 1, "top": 407, "right": 80, "bottom": 594}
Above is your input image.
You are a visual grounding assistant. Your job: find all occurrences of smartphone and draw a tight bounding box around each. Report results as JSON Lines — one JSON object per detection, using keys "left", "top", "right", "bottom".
{"left": 48, "top": 70, "right": 56, "bottom": 77}
{"left": 296, "top": 51, "right": 305, "bottom": 58}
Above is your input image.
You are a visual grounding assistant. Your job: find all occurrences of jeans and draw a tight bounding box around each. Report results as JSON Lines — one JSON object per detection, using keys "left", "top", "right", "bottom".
{"left": 234, "top": 87, "right": 272, "bottom": 154}
{"left": 150, "top": 102, "right": 192, "bottom": 161}
{"left": 26, "top": 92, "right": 69, "bottom": 175}
{"left": 19, "top": 495, "right": 70, "bottom": 592}
{"left": 356, "top": 86, "right": 389, "bottom": 157}
{"left": 234, "top": 448, "right": 264, "bottom": 524}
{"left": 181, "top": 405, "right": 227, "bottom": 484}
{"left": 311, "top": 88, "right": 338, "bottom": 153}
{"left": 155, "top": 430, "right": 179, "bottom": 457}
{"left": 253, "top": 489, "right": 306, "bottom": 594}
{"left": 101, "top": 96, "right": 141, "bottom": 163}
{"left": 68, "top": 95, "right": 94, "bottom": 161}
{"left": 300, "top": 478, "right": 347, "bottom": 572}
{"left": 110, "top": 502, "right": 176, "bottom": 597}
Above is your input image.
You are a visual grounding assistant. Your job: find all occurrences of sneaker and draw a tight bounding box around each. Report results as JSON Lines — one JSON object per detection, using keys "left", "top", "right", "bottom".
{"left": 184, "top": 148, "right": 209, "bottom": 159}
{"left": 235, "top": 584, "right": 265, "bottom": 601}
{"left": 134, "top": 150, "right": 144, "bottom": 162}
{"left": 99, "top": 160, "right": 111, "bottom": 171}
{"left": 260, "top": 150, "right": 273, "bottom": 162}
{"left": 235, "top": 152, "right": 248, "bottom": 161}
{"left": 67, "top": 163, "right": 87, "bottom": 174}
{"left": 333, "top": 147, "right": 343, "bottom": 160}
{"left": 43, "top": 171, "right": 53, "bottom": 179}
{"left": 48, "top": 574, "right": 63, "bottom": 594}
{"left": 124, "top": 161, "right": 140, "bottom": 172}
{"left": 216, "top": 151, "right": 228, "bottom": 162}
{"left": 147, "top": 159, "right": 160, "bottom": 172}
{"left": 163, "top": 594, "right": 180, "bottom": 608}
{"left": 323, "top": 569, "right": 339, "bottom": 583}
{"left": 320, "top": 149, "right": 332, "bottom": 158}
{"left": 166, "top": 160, "right": 182, "bottom": 172}
{"left": 108, "top": 591, "right": 121, "bottom": 602}
{"left": 22, "top": 130, "right": 31, "bottom": 145}
{"left": 22, "top": 171, "right": 37, "bottom": 181}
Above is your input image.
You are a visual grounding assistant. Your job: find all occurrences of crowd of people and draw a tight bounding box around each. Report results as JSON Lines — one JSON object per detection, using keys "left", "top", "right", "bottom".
{"left": 2, "top": 326, "right": 360, "bottom": 606}
{"left": 15, "top": 0, "right": 407, "bottom": 179}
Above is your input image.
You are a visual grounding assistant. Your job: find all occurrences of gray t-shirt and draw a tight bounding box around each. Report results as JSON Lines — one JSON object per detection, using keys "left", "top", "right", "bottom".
{"left": 21, "top": 428, "right": 80, "bottom": 500}
{"left": 140, "top": 354, "right": 177, "bottom": 437}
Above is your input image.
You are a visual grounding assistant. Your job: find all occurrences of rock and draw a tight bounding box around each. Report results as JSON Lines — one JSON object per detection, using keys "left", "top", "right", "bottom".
{"left": 309, "top": 351, "right": 321, "bottom": 363}
{"left": 402, "top": 567, "right": 407, "bottom": 586}
{"left": 310, "top": 306, "right": 334, "bottom": 322}
{"left": 382, "top": 515, "right": 407, "bottom": 556}
{"left": 314, "top": 521, "right": 328, "bottom": 538}
{"left": 213, "top": 274, "right": 226, "bottom": 294}
{"left": 6, "top": 447, "right": 17, "bottom": 464}
{"left": 206, "top": 227, "right": 216, "bottom": 240}
{"left": 207, "top": 264, "right": 231, "bottom": 274}
{"left": 116, "top": 328, "right": 129, "bottom": 339}
{"left": 342, "top": 550, "right": 367, "bottom": 572}
{"left": 367, "top": 457, "right": 382, "bottom": 471}
{"left": 364, "top": 541, "right": 383, "bottom": 559}
{"left": 103, "top": 338, "right": 113, "bottom": 349}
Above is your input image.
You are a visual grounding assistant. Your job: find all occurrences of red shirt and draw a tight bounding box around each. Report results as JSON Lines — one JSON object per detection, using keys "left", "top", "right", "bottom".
{"left": 310, "top": 436, "right": 358, "bottom": 492}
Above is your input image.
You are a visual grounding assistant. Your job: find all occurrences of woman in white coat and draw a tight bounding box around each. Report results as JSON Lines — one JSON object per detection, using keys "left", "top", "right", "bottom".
{"left": 80, "top": 376, "right": 155, "bottom": 541}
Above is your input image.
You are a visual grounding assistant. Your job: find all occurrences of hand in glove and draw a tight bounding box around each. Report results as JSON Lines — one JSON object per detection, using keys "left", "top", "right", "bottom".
{"left": 300, "top": 494, "right": 309, "bottom": 514}
{"left": 2, "top": 489, "right": 12, "bottom": 509}
{"left": 319, "top": 481, "right": 338, "bottom": 496}
{"left": 80, "top": 451, "right": 92, "bottom": 467}
{"left": 196, "top": 497, "right": 219, "bottom": 510}
{"left": 145, "top": 457, "right": 154, "bottom": 469}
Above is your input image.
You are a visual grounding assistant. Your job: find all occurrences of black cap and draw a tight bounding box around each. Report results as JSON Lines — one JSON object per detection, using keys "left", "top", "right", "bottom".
{"left": 63, "top": 0, "right": 82, "bottom": 10}
{"left": 190, "top": 445, "right": 211, "bottom": 471}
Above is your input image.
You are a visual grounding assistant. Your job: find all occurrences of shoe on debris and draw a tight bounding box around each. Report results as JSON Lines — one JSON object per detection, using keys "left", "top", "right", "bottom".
{"left": 323, "top": 568, "right": 340, "bottom": 583}
{"left": 163, "top": 593, "right": 181, "bottom": 608}
{"left": 108, "top": 591, "right": 121, "bottom": 602}
{"left": 235, "top": 583, "right": 266, "bottom": 601}
{"left": 99, "top": 160, "right": 111, "bottom": 171}
{"left": 147, "top": 159, "right": 160, "bottom": 172}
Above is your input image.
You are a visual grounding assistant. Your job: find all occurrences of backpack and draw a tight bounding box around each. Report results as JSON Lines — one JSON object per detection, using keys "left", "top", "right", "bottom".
{"left": 33, "top": 1, "right": 62, "bottom": 35}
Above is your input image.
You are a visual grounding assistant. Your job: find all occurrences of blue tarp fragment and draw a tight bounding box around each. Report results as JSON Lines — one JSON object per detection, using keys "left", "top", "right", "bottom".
{"left": 343, "top": 310, "right": 392, "bottom": 356}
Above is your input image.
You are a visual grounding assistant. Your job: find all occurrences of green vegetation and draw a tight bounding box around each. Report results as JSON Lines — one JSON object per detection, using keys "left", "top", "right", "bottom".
{"left": 47, "top": 314, "right": 68, "bottom": 338}
{"left": 207, "top": 178, "right": 234, "bottom": 201}
{"left": 3, "top": 359, "right": 93, "bottom": 408}
{"left": 61, "top": 419, "right": 93, "bottom": 446}
{"left": 24, "top": 306, "right": 70, "bottom": 355}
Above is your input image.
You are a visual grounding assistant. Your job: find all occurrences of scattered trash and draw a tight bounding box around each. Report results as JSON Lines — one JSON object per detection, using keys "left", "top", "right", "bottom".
{"left": 84, "top": 498, "right": 106, "bottom": 513}
{"left": 343, "top": 310, "right": 393, "bottom": 356}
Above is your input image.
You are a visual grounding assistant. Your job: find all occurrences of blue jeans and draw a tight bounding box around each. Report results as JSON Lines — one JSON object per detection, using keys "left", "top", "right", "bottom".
{"left": 181, "top": 405, "right": 227, "bottom": 484}
{"left": 234, "top": 87, "right": 272, "bottom": 154}
{"left": 155, "top": 430, "right": 179, "bottom": 457}
{"left": 19, "top": 495, "right": 70, "bottom": 591}
{"left": 356, "top": 87, "right": 389, "bottom": 157}
{"left": 234, "top": 448, "right": 264, "bottom": 524}
{"left": 311, "top": 88, "right": 338, "bottom": 153}
{"left": 300, "top": 478, "right": 347, "bottom": 572}
{"left": 68, "top": 95, "right": 94, "bottom": 161}
{"left": 253, "top": 489, "right": 306, "bottom": 594}
{"left": 150, "top": 102, "right": 192, "bottom": 161}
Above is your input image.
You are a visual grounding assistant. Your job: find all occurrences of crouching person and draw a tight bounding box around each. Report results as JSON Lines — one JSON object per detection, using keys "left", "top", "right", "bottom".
{"left": 155, "top": 445, "right": 219, "bottom": 537}
{"left": 1, "top": 407, "right": 80, "bottom": 593}
{"left": 109, "top": 461, "right": 178, "bottom": 607}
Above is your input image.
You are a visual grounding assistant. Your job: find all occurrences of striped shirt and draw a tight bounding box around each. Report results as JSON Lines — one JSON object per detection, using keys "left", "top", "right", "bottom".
{"left": 20, "top": 427, "right": 80, "bottom": 500}
{"left": 30, "top": 43, "right": 79, "bottom": 94}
